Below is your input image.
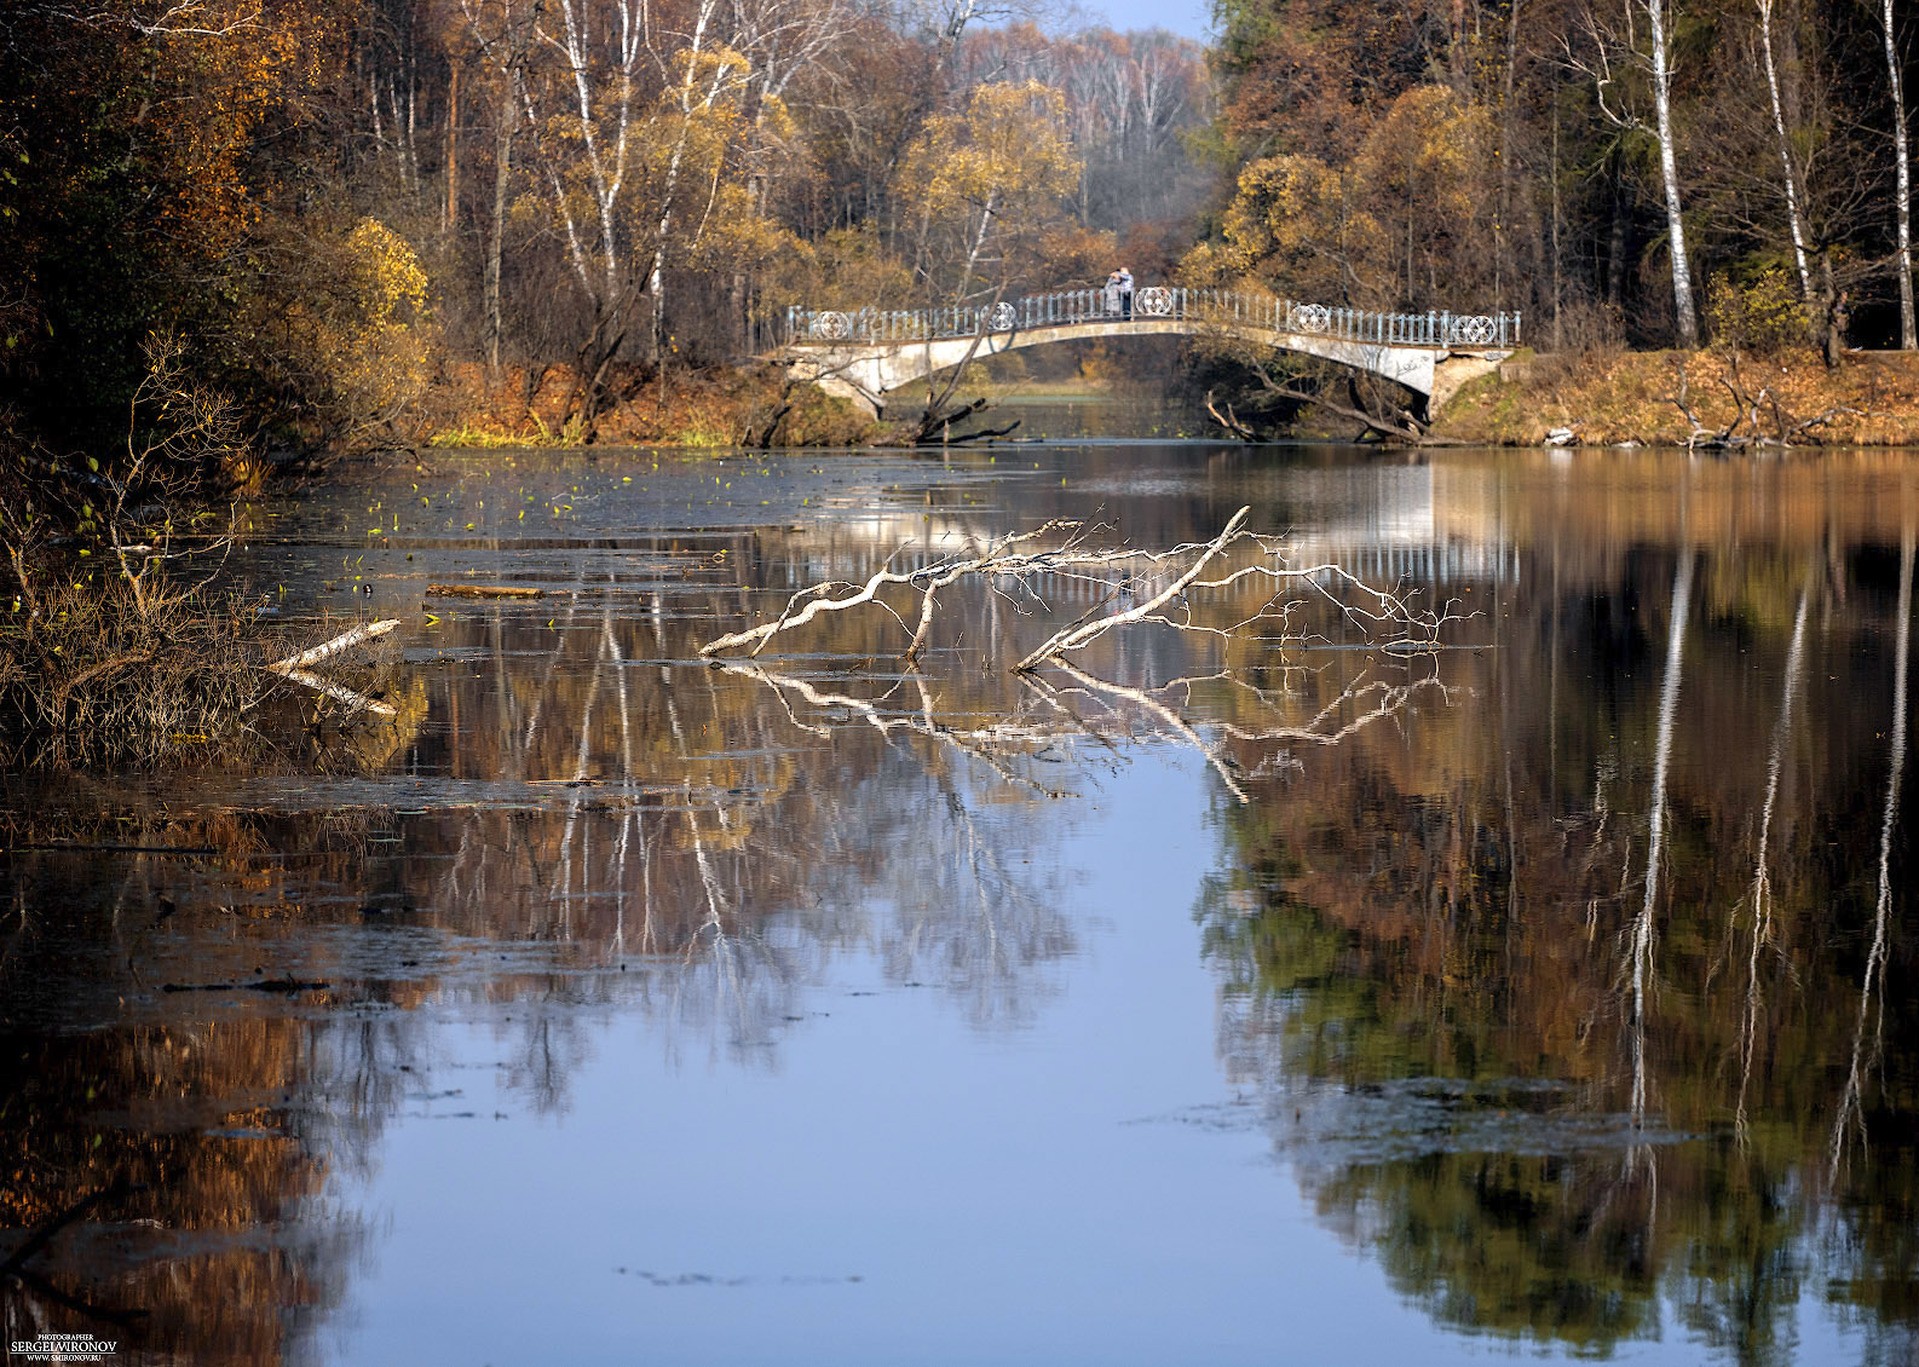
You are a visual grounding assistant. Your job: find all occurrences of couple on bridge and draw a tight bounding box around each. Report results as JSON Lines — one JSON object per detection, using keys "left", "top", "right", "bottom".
{"left": 1103, "top": 268, "right": 1134, "bottom": 321}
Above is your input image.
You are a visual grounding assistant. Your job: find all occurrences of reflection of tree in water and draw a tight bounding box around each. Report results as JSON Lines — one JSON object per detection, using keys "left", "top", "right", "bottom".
{"left": 0, "top": 811, "right": 391, "bottom": 1366}
{"left": 1197, "top": 536, "right": 1919, "bottom": 1364}
{"left": 16, "top": 458, "right": 1919, "bottom": 1363}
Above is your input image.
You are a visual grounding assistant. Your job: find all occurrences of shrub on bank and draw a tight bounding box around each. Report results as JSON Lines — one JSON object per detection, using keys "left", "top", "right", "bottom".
{"left": 422, "top": 361, "right": 878, "bottom": 449}
{"left": 1705, "top": 265, "right": 1811, "bottom": 355}
{"left": 0, "top": 564, "right": 266, "bottom": 766}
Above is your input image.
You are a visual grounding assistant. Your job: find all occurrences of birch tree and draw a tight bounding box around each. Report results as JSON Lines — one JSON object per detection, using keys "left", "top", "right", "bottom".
{"left": 1877, "top": 0, "right": 1914, "bottom": 348}
{"left": 526, "top": 0, "right": 662, "bottom": 421}
{"left": 893, "top": 80, "right": 1079, "bottom": 300}
{"left": 1575, "top": 0, "right": 1700, "bottom": 345}
{"left": 460, "top": 0, "right": 540, "bottom": 380}
{"left": 1755, "top": 0, "right": 1813, "bottom": 304}
{"left": 514, "top": 0, "right": 769, "bottom": 426}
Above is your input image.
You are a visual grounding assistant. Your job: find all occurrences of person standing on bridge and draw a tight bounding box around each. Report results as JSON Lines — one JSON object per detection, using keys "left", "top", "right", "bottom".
{"left": 1104, "top": 270, "right": 1123, "bottom": 318}
{"left": 1118, "top": 267, "right": 1134, "bottom": 320}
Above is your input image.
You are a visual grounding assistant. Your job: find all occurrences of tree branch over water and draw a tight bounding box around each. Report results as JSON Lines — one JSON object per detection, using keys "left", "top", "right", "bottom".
{"left": 699, "top": 507, "right": 1469, "bottom": 670}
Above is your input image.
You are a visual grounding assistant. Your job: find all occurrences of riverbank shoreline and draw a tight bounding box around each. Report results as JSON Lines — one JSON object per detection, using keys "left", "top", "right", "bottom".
{"left": 411, "top": 349, "right": 1919, "bottom": 453}
{"left": 1430, "top": 346, "right": 1919, "bottom": 448}
{"left": 414, "top": 363, "right": 1132, "bottom": 452}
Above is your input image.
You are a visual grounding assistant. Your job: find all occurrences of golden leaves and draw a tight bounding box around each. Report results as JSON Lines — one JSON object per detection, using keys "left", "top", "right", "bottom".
{"left": 1187, "top": 84, "right": 1497, "bottom": 309}
{"left": 897, "top": 81, "right": 1080, "bottom": 221}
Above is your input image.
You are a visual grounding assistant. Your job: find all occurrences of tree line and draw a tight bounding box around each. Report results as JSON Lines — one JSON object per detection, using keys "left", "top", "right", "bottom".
{"left": 0, "top": 0, "right": 1209, "bottom": 456}
{"left": 1198, "top": 0, "right": 1919, "bottom": 356}
{"left": 7, "top": 0, "right": 1919, "bottom": 464}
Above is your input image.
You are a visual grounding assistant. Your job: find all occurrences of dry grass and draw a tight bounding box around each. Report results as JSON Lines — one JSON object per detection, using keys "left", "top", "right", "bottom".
{"left": 1432, "top": 347, "right": 1919, "bottom": 447}
{"left": 423, "top": 361, "right": 877, "bottom": 449}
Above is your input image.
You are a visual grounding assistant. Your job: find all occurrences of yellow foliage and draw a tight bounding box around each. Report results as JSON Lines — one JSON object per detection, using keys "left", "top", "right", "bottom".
{"left": 773, "top": 227, "right": 917, "bottom": 309}
{"left": 264, "top": 217, "right": 434, "bottom": 443}
{"left": 1350, "top": 86, "right": 1492, "bottom": 225}
{"left": 1188, "top": 85, "right": 1495, "bottom": 309}
{"left": 344, "top": 217, "right": 428, "bottom": 319}
{"left": 683, "top": 184, "right": 798, "bottom": 272}
{"left": 1705, "top": 265, "right": 1810, "bottom": 355}
{"left": 315, "top": 218, "right": 431, "bottom": 429}
{"left": 894, "top": 81, "right": 1082, "bottom": 290}
{"left": 898, "top": 81, "right": 1079, "bottom": 219}
{"left": 1212, "top": 153, "right": 1385, "bottom": 300}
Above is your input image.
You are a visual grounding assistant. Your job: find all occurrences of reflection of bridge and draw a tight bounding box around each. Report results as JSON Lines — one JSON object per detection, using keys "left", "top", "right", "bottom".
{"left": 778, "top": 287, "right": 1521, "bottom": 418}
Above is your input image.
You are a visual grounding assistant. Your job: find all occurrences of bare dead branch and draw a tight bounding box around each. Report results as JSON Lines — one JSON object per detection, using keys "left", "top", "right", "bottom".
{"left": 701, "top": 508, "right": 1470, "bottom": 675}
{"left": 1013, "top": 507, "right": 1251, "bottom": 668}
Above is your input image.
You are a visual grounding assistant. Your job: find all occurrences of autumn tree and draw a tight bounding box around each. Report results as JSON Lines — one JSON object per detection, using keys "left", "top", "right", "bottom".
{"left": 0, "top": 0, "right": 343, "bottom": 444}
{"left": 1186, "top": 85, "right": 1498, "bottom": 311}
{"left": 893, "top": 80, "right": 1082, "bottom": 301}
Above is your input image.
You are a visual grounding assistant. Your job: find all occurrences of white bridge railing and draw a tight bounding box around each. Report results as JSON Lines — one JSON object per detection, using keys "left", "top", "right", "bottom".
{"left": 782, "top": 287, "right": 1520, "bottom": 350}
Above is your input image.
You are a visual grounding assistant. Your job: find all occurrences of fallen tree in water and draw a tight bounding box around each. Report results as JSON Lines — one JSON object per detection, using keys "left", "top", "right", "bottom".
{"left": 700, "top": 510, "right": 1468, "bottom": 812}
{"left": 699, "top": 506, "right": 1466, "bottom": 670}
{"left": 1, "top": 336, "right": 411, "bottom": 765}
{"left": 0, "top": 585, "right": 408, "bottom": 763}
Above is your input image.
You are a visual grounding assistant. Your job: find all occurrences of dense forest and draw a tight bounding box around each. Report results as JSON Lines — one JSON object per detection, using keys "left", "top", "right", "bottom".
{"left": 0, "top": 0, "right": 1210, "bottom": 457}
{"left": 3, "top": 0, "right": 1919, "bottom": 460}
{"left": 1203, "top": 0, "right": 1918, "bottom": 356}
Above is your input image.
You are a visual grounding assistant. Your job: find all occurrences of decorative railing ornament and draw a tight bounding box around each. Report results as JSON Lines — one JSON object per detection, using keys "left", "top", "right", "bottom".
{"left": 1291, "top": 302, "right": 1332, "bottom": 333}
{"left": 781, "top": 291, "right": 1518, "bottom": 351}
{"left": 1447, "top": 315, "right": 1497, "bottom": 346}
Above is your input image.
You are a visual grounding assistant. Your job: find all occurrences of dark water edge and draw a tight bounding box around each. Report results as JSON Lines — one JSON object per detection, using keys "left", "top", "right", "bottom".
{"left": 2, "top": 442, "right": 1916, "bottom": 1366}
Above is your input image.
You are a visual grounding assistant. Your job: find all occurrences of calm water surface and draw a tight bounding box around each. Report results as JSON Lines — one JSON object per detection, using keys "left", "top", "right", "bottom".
{"left": 2, "top": 442, "right": 1916, "bottom": 1365}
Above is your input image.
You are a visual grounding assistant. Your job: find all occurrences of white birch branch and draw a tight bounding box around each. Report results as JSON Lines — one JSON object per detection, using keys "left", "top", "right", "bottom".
{"left": 1013, "top": 507, "right": 1251, "bottom": 670}
{"left": 267, "top": 619, "right": 401, "bottom": 673}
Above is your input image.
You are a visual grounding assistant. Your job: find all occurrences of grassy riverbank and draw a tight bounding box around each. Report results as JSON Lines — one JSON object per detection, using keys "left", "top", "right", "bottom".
{"left": 418, "top": 349, "right": 1919, "bottom": 452}
{"left": 419, "top": 363, "right": 878, "bottom": 450}
{"left": 1432, "top": 348, "right": 1919, "bottom": 447}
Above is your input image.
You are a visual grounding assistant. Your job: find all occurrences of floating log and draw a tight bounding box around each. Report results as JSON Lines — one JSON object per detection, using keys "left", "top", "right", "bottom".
{"left": 268, "top": 619, "right": 401, "bottom": 672}
{"left": 265, "top": 619, "right": 402, "bottom": 716}
{"left": 426, "top": 583, "right": 544, "bottom": 599}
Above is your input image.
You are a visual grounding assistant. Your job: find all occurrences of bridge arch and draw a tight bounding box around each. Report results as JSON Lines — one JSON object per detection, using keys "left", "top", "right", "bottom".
{"left": 776, "top": 288, "right": 1519, "bottom": 419}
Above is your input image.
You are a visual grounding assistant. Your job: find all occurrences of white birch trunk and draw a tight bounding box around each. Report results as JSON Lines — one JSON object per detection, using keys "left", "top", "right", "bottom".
{"left": 647, "top": 0, "right": 727, "bottom": 360}
{"left": 1757, "top": 0, "right": 1813, "bottom": 301}
{"left": 1646, "top": 0, "right": 1698, "bottom": 346}
{"left": 1883, "top": 0, "right": 1916, "bottom": 348}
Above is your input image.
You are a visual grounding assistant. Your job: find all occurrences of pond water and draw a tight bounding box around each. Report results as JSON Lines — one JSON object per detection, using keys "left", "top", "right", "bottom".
{"left": 2, "top": 441, "right": 1916, "bottom": 1365}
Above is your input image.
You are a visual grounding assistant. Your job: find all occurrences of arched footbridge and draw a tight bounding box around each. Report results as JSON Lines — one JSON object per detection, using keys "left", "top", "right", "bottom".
{"left": 776, "top": 287, "right": 1521, "bottom": 419}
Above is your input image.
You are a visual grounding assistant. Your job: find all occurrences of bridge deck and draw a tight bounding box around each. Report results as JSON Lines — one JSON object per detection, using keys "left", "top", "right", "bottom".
{"left": 774, "top": 288, "right": 1517, "bottom": 417}
{"left": 782, "top": 287, "right": 1519, "bottom": 351}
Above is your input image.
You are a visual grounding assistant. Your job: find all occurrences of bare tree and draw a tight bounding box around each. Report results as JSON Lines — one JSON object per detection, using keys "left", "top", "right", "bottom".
{"left": 1877, "top": 0, "right": 1915, "bottom": 347}
{"left": 460, "top": 0, "right": 540, "bottom": 381}
{"left": 1756, "top": 0, "right": 1813, "bottom": 303}
{"left": 1572, "top": 0, "right": 1700, "bottom": 345}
